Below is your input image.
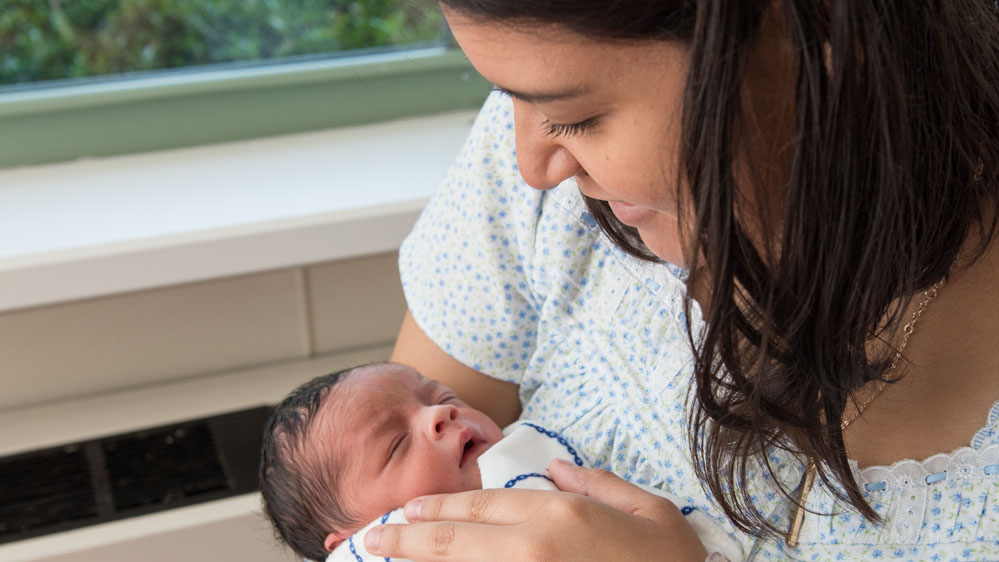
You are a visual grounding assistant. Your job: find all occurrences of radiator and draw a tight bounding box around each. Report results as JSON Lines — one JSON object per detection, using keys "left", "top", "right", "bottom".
{"left": 0, "top": 346, "right": 390, "bottom": 562}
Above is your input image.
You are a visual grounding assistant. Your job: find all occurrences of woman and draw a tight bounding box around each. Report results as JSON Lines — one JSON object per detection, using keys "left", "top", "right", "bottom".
{"left": 374, "top": 1, "right": 999, "bottom": 560}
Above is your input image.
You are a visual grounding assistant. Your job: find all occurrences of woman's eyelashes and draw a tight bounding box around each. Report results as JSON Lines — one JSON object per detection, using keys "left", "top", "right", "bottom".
{"left": 491, "top": 85, "right": 598, "bottom": 138}
{"left": 491, "top": 85, "right": 513, "bottom": 98}
{"left": 541, "top": 117, "right": 597, "bottom": 138}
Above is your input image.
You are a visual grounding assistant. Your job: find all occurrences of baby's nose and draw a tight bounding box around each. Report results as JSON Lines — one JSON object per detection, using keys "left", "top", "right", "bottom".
{"left": 426, "top": 404, "right": 458, "bottom": 439}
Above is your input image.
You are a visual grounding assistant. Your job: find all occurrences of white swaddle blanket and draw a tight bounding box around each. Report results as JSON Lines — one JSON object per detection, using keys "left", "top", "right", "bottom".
{"left": 327, "top": 421, "right": 743, "bottom": 562}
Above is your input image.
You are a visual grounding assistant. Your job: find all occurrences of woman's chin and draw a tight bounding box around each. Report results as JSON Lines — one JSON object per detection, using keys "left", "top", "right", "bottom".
{"left": 641, "top": 233, "right": 686, "bottom": 267}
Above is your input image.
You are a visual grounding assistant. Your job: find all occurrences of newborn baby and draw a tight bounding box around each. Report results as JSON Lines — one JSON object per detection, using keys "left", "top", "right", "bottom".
{"left": 259, "top": 362, "right": 502, "bottom": 561}
{"left": 259, "top": 362, "right": 742, "bottom": 562}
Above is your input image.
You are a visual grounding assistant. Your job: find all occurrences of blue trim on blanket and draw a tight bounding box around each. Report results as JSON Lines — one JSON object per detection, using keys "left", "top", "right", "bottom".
{"left": 521, "top": 422, "right": 585, "bottom": 466}
{"left": 348, "top": 536, "right": 363, "bottom": 562}
{"left": 504, "top": 472, "right": 555, "bottom": 488}
{"left": 516, "top": 423, "right": 699, "bottom": 522}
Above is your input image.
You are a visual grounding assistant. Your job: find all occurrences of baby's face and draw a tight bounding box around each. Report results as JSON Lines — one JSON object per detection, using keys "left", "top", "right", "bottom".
{"left": 316, "top": 364, "right": 504, "bottom": 538}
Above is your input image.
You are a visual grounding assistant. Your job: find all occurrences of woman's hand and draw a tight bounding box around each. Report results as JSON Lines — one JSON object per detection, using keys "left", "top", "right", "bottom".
{"left": 364, "top": 459, "right": 709, "bottom": 561}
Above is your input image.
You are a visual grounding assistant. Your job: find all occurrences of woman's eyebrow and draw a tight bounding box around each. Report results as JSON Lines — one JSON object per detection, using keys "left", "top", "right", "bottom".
{"left": 491, "top": 84, "right": 589, "bottom": 104}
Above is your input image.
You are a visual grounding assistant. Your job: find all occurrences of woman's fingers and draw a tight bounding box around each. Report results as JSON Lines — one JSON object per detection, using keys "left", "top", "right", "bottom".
{"left": 370, "top": 491, "right": 707, "bottom": 562}
{"left": 548, "top": 458, "right": 682, "bottom": 520}
{"left": 401, "top": 463, "right": 683, "bottom": 527}
{"left": 403, "top": 488, "right": 560, "bottom": 524}
{"left": 365, "top": 521, "right": 527, "bottom": 561}
{"left": 367, "top": 471, "right": 708, "bottom": 561}
{"left": 369, "top": 486, "right": 708, "bottom": 562}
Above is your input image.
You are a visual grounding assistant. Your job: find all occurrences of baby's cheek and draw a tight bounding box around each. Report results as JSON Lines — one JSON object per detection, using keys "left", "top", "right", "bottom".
{"left": 399, "top": 471, "right": 465, "bottom": 505}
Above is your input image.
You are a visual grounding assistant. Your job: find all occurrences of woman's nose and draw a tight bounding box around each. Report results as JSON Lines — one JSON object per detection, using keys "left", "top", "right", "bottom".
{"left": 423, "top": 404, "right": 459, "bottom": 440}
{"left": 512, "top": 99, "right": 583, "bottom": 191}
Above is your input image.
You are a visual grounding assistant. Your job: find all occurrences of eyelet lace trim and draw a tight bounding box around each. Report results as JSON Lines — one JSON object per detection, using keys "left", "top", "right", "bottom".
{"left": 855, "top": 442, "right": 999, "bottom": 489}
{"left": 851, "top": 399, "right": 999, "bottom": 488}
{"left": 839, "top": 400, "right": 999, "bottom": 543}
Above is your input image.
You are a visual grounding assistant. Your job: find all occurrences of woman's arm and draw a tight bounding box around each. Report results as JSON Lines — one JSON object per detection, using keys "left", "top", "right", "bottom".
{"left": 391, "top": 310, "right": 522, "bottom": 427}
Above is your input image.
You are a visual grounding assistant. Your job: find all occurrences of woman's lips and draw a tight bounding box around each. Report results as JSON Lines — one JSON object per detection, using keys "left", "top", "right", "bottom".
{"left": 608, "top": 200, "right": 655, "bottom": 227}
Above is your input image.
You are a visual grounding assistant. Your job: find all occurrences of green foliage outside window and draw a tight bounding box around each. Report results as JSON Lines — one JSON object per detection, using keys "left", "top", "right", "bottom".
{"left": 0, "top": 0, "right": 443, "bottom": 87}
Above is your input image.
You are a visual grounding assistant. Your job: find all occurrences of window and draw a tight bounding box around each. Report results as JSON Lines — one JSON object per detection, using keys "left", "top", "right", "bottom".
{"left": 1, "top": 0, "right": 444, "bottom": 87}
{"left": 0, "top": 1, "right": 488, "bottom": 168}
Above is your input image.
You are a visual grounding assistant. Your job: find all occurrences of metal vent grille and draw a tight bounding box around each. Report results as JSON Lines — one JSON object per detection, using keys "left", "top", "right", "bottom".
{"left": 0, "top": 446, "right": 96, "bottom": 536}
{"left": 103, "top": 422, "right": 228, "bottom": 512}
{"left": 0, "top": 406, "right": 271, "bottom": 545}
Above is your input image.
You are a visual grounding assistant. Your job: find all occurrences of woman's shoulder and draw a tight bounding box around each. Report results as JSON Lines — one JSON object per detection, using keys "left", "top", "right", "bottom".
{"left": 400, "top": 92, "right": 592, "bottom": 272}
{"left": 398, "top": 93, "right": 623, "bottom": 381}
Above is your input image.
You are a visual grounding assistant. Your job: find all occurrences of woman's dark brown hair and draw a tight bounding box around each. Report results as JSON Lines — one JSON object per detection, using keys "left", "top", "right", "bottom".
{"left": 439, "top": 0, "right": 999, "bottom": 536}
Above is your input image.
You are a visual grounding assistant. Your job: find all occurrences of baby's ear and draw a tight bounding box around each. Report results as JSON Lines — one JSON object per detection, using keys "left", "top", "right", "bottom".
{"left": 324, "top": 530, "right": 349, "bottom": 552}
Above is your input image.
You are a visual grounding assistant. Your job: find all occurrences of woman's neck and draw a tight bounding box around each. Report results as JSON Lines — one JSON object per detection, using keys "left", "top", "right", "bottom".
{"left": 846, "top": 229, "right": 999, "bottom": 467}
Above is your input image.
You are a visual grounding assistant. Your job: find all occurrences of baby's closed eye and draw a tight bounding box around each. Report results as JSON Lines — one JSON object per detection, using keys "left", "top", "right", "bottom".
{"left": 388, "top": 433, "right": 408, "bottom": 461}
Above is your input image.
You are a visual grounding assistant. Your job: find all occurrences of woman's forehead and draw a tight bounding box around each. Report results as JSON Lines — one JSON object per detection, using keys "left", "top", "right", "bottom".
{"left": 446, "top": 15, "right": 684, "bottom": 105}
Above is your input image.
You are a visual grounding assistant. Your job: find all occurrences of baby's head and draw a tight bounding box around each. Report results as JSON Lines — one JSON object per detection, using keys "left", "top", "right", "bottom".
{"left": 259, "top": 362, "right": 504, "bottom": 560}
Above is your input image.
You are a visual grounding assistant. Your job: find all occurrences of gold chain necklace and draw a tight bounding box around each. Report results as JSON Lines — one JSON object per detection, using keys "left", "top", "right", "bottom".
{"left": 785, "top": 280, "right": 944, "bottom": 547}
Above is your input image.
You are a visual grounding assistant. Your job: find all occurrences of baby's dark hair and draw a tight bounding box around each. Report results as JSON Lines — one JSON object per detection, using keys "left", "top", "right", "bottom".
{"left": 259, "top": 365, "right": 369, "bottom": 561}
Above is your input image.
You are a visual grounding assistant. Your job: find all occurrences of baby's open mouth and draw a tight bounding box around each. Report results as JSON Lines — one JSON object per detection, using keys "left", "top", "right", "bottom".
{"left": 459, "top": 437, "right": 478, "bottom": 468}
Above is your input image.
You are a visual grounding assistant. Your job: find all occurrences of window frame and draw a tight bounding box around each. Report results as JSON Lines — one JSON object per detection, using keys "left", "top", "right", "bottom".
{"left": 0, "top": 44, "right": 490, "bottom": 169}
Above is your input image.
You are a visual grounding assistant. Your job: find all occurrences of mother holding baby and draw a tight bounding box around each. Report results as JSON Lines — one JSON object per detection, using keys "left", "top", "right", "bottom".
{"left": 374, "top": 1, "right": 999, "bottom": 560}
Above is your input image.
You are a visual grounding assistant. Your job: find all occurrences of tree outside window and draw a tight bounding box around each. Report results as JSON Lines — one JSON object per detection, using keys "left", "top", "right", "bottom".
{"left": 1, "top": 0, "right": 444, "bottom": 88}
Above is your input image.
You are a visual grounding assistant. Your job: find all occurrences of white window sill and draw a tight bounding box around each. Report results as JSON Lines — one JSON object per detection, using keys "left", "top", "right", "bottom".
{"left": 0, "top": 110, "right": 475, "bottom": 313}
